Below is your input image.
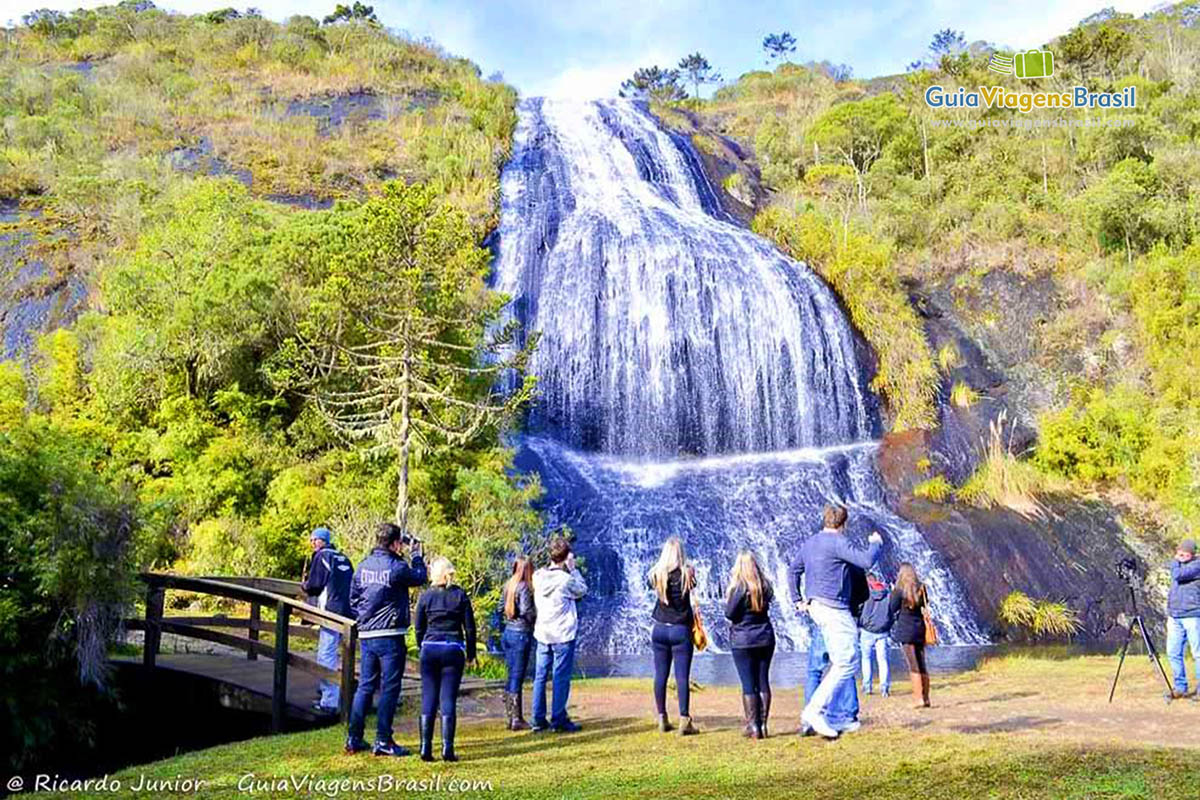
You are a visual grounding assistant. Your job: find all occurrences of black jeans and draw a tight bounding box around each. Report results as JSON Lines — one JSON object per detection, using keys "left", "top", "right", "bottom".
{"left": 731, "top": 643, "right": 774, "bottom": 695}
{"left": 419, "top": 642, "right": 466, "bottom": 717}
{"left": 651, "top": 622, "right": 694, "bottom": 716}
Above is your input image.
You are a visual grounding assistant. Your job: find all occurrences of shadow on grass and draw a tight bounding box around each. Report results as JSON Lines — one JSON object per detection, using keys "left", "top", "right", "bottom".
{"left": 463, "top": 717, "right": 645, "bottom": 761}
{"left": 947, "top": 690, "right": 1039, "bottom": 706}
{"left": 949, "top": 715, "right": 1061, "bottom": 734}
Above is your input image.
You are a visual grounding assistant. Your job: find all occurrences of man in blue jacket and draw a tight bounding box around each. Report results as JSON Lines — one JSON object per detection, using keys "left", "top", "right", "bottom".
{"left": 302, "top": 527, "right": 354, "bottom": 713}
{"left": 345, "top": 522, "right": 427, "bottom": 756}
{"left": 790, "top": 505, "right": 882, "bottom": 739}
{"left": 1167, "top": 538, "right": 1200, "bottom": 698}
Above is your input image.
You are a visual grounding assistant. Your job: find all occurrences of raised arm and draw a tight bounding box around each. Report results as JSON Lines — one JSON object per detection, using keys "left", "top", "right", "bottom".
{"left": 1173, "top": 559, "right": 1200, "bottom": 584}
{"left": 391, "top": 554, "right": 428, "bottom": 588}
{"left": 565, "top": 568, "right": 588, "bottom": 599}
{"left": 836, "top": 537, "right": 881, "bottom": 570}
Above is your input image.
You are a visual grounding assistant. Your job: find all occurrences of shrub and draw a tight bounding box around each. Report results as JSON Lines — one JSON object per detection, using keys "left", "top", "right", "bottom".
{"left": 998, "top": 591, "right": 1081, "bottom": 639}
{"left": 958, "top": 414, "right": 1049, "bottom": 519}
{"left": 949, "top": 380, "right": 980, "bottom": 409}
{"left": 914, "top": 474, "right": 953, "bottom": 502}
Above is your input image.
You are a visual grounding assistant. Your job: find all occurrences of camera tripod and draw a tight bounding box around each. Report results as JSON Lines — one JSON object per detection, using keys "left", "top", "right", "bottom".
{"left": 1108, "top": 581, "right": 1175, "bottom": 703}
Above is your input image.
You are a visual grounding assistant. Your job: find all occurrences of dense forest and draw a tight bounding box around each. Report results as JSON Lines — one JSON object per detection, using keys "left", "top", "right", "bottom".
{"left": 1, "top": 0, "right": 1198, "bottom": 775}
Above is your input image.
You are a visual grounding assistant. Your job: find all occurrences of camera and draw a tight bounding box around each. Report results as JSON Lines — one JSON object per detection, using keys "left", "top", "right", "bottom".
{"left": 1115, "top": 557, "right": 1140, "bottom": 584}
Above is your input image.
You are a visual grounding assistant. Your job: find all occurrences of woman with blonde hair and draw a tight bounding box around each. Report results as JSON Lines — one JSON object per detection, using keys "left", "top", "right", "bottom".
{"left": 646, "top": 537, "right": 698, "bottom": 735}
{"left": 414, "top": 557, "right": 476, "bottom": 761}
{"left": 724, "top": 550, "right": 776, "bottom": 739}
{"left": 889, "top": 562, "right": 931, "bottom": 708}
{"left": 500, "top": 556, "right": 536, "bottom": 730}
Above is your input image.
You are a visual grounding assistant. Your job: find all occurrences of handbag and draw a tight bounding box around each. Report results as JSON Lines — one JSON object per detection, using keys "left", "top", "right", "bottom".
{"left": 691, "top": 605, "right": 709, "bottom": 652}
{"left": 921, "top": 587, "right": 939, "bottom": 646}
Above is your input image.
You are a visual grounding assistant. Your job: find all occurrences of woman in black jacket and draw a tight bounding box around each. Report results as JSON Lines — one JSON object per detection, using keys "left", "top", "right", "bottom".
{"left": 889, "top": 562, "right": 931, "bottom": 709}
{"left": 500, "top": 557, "right": 536, "bottom": 730}
{"left": 724, "top": 550, "right": 775, "bottom": 739}
{"left": 415, "top": 557, "right": 477, "bottom": 761}
{"left": 647, "top": 537, "right": 698, "bottom": 735}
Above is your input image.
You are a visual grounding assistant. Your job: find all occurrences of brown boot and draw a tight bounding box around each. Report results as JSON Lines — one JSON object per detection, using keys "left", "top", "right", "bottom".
{"left": 741, "top": 694, "right": 761, "bottom": 739}
{"left": 920, "top": 673, "right": 932, "bottom": 708}
{"left": 678, "top": 715, "right": 698, "bottom": 736}
{"left": 510, "top": 691, "right": 530, "bottom": 731}
{"left": 657, "top": 712, "right": 673, "bottom": 732}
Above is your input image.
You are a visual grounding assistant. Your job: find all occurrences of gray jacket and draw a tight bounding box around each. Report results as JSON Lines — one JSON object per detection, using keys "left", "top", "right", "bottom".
{"left": 502, "top": 581, "right": 536, "bottom": 633}
{"left": 1168, "top": 558, "right": 1200, "bottom": 619}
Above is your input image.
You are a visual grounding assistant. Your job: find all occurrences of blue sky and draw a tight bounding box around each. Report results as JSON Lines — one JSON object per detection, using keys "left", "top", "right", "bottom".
{"left": 6, "top": 1, "right": 1165, "bottom": 96}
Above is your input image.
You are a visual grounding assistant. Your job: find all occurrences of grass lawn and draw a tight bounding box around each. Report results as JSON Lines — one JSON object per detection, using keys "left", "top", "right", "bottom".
{"left": 30, "top": 652, "right": 1199, "bottom": 799}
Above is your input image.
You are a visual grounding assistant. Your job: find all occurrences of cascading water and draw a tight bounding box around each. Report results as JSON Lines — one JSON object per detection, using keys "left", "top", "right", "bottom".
{"left": 494, "top": 97, "right": 985, "bottom": 652}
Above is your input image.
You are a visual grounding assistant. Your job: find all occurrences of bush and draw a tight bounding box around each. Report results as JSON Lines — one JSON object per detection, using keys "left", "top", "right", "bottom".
{"left": 914, "top": 475, "right": 953, "bottom": 502}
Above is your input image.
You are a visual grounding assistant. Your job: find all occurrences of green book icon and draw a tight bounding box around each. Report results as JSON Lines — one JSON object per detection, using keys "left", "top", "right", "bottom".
{"left": 1014, "top": 50, "right": 1053, "bottom": 79}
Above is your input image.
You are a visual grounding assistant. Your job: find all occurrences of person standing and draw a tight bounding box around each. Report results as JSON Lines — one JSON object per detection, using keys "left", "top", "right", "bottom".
{"left": 500, "top": 557, "right": 536, "bottom": 730}
{"left": 790, "top": 505, "right": 882, "bottom": 739}
{"left": 647, "top": 537, "right": 698, "bottom": 736}
{"left": 724, "top": 551, "right": 775, "bottom": 739}
{"left": 301, "top": 526, "right": 354, "bottom": 713}
{"left": 531, "top": 537, "right": 588, "bottom": 733}
{"left": 1167, "top": 538, "right": 1200, "bottom": 698}
{"left": 414, "top": 557, "right": 476, "bottom": 762}
{"left": 802, "top": 617, "right": 860, "bottom": 735}
{"left": 890, "top": 562, "right": 932, "bottom": 709}
{"left": 345, "top": 523, "right": 428, "bottom": 756}
{"left": 859, "top": 571, "right": 895, "bottom": 697}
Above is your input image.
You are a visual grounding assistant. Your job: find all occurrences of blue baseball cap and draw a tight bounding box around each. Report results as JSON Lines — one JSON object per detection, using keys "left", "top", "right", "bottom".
{"left": 311, "top": 527, "right": 332, "bottom": 544}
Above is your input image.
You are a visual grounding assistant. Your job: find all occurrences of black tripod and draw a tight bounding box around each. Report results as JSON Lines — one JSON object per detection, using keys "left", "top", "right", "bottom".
{"left": 1108, "top": 581, "right": 1174, "bottom": 703}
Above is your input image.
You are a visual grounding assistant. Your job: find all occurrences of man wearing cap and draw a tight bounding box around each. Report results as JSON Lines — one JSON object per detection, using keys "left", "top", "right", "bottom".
{"left": 302, "top": 527, "right": 354, "bottom": 713}
{"left": 1167, "top": 538, "right": 1200, "bottom": 698}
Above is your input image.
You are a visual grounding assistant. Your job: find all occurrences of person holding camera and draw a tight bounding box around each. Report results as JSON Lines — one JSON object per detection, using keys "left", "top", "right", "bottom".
{"left": 1167, "top": 538, "right": 1200, "bottom": 698}
{"left": 530, "top": 536, "right": 588, "bottom": 733}
{"left": 414, "top": 557, "right": 476, "bottom": 762}
{"left": 344, "top": 523, "right": 428, "bottom": 757}
{"left": 301, "top": 527, "right": 354, "bottom": 713}
{"left": 790, "top": 505, "right": 882, "bottom": 739}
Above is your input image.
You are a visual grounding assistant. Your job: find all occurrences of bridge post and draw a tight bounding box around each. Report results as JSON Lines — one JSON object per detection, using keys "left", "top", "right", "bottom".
{"left": 339, "top": 623, "right": 358, "bottom": 721}
{"left": 272, "top": 601, "right": 290, "bottom": 733}
{"left": 247, "top": 602, "right": 260, "bottom": 661}
{"left": 143, "top": 582, "right": 165, "bottom": 670}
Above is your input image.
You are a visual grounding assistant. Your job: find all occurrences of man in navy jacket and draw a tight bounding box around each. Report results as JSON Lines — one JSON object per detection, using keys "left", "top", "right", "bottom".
{"left": 345, "top": 523, "right": 427, "bottom": 756}
{"left": 302, "top": 527, "right": 353, "bottom": 712}
{"left": 1167, "top": 538, "right": 1200, "bottom": 697}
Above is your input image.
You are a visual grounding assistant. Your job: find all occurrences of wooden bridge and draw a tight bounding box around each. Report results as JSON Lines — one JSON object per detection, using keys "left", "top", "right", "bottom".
{"left": 122, "top": 573, "right": 498, "bottom": 733}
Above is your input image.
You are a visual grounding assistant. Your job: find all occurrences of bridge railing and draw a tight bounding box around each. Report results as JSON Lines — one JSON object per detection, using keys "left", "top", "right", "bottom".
{"left": 125, "top": 572, "right": 358, "bottom": 732}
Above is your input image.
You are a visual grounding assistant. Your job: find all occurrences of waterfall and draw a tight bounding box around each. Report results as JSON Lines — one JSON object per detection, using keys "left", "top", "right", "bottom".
{"left": 494, "top": 98, "right": 985, "bottom": 651}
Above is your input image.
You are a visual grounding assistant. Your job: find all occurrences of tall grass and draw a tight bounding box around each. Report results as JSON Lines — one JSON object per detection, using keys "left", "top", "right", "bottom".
{"left": 999, "top": 591, "right": 1081, "bottom": 639}
{"left": 957, "top": 412, "right": 1053, "bottom": 518}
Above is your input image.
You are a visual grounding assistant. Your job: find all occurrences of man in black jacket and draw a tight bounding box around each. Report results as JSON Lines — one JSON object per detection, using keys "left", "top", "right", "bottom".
{"left": 345, "top": 523, "right": 428, "bottom": 756}
{"left": 302, "top": 527, "right": 353, "bottom": 713}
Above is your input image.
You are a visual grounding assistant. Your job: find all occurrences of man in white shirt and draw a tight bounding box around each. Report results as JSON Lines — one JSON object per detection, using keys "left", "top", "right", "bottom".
{"left": 530, "top": 536, "right": 588, "bottom": 732}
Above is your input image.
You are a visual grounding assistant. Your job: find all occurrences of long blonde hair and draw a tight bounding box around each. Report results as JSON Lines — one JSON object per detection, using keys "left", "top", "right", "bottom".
{"left": 648, "top": 537, "right": 694, "bottom": 603}
{"left": 726, "top": 551, "right": 769, "bottom": 613}
{"left": 503, "top": 557, "right": 533, "bottom": 619}
{"left": 895, "top": 562, "right": 926, "bottom": 610}
{"left": 429, "top": 557, "right": 456, "bottom": 588}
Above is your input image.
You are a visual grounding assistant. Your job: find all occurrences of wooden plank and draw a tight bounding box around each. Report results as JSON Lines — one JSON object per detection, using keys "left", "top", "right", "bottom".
{"left": 340, "top": 626, "right": 358, "bottom": 721}
{"left": 247, "top": 603, "right": 260, "bottom": 662}
{"left": 143, "top": 585, "right": 164, "bottom": 670}
{"left": 138, "top": 573, "right": 354, "bottom": 629}
{"left": 272, "top": 602, "right": 289, "bottom": 733}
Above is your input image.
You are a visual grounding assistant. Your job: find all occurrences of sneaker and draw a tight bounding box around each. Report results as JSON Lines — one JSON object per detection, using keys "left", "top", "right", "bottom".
{"left": 881, "top": 687, "right": 891, "bottom": 698}
{"left": 797, "top": 723, "right": 814, "bottom": 737}
{"left": 312, "top": 702, "right": 339, "bottom": 714}
{"left": 800, "top": 710, "right": 839, "bottom": 740}
{"left": 372, "top": 742, "right": 411, "bottom": 757}
{"left": 530, "top": 718, "right": 551, "bottom": 733}
{"left": 552, "top": 720, "right": 582, "bottom": 733}
{"left": 344, "top": 738, "right": 370, "bottom": 755}
{"left": 833, "top": 720, "right": 861, "bottom": 734}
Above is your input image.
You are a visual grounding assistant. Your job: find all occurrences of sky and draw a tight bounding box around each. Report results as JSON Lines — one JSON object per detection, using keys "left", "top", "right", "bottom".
{"left": 5, "top": 0, "right": 1169, "bottom": 97}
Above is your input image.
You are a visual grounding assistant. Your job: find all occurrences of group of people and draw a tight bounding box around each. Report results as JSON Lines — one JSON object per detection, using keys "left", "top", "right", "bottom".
{"left": 299, "top": 504, "right": 936, "bottom": 760}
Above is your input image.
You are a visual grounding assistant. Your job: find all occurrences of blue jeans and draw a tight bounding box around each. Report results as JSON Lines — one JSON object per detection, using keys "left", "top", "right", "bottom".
{"left": 1167, "top": 616, "right": 1200, "bottom": 693}
{"left": 531, "top": 639, "right": 576, "bottom": 728}
{"left": 805, "top": 617, "right": 859, "bottom": 726}
{"left": 651, "top": 622, "right": 694, "bottom": 716}
{"left": 859, "top": 629, "right": 890, "bottom": 694}
{"left": 316, "top": 627, "right": 342, "bottom": 710}
{"left": 502, "top": 628, "right": 534, "bottom": 693}
{"left": 419, "top": 641, "right": 465, "bottom": 716}
{"left": 347, "top": 636, "right": 404, "bottom": 745}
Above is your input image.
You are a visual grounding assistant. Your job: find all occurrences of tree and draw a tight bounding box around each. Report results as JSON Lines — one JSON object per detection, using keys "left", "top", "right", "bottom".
{"left": 322, "top": 2, "right": 378, "bottom": 25}
{"left": 272, "top": 182, "right": 537, "bottom": 530}
{"left": 808, "top": 93, "right": 908, "bottom": 208}
{"left": 1059, "top": 21, "right": 1134, "bottom": 81}
{"left": 677, "top": 52, "right": 722, "bottom": 99}
{"left": 620, "top": 66, "right": 687, "bottom": 102}
{"left": 762, "top": 31, "right": 797, "bottom": 63}
{"left": 909, "top": 28, "right": 967, "bottom": 72}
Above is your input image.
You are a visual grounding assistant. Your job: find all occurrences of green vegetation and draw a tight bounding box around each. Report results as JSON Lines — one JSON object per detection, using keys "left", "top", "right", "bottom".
{"left": 958, "top": 415, "right": 1058, "bottom": 518}
{"left": 913, "top": 474, "right": 953, "bottom": 502}
{"left": 998, "top": 590, "right": 1083, "bottom": 639}
{"left": 0, "top": 5, "right": 531, "bottom": 777}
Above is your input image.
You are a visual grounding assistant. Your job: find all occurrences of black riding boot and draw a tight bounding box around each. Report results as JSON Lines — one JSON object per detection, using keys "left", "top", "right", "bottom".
{"left": 418, "top": 715, "right": 435, "bottom": 762}
{"left": 741, "top": 694, "right": 761, "bottom": 739}
{"left": 511, "top": 691, "right": 530, "bottom": 731}
{"left": 441, "top": 714, "right": 459, "bottom": 762}
{"left": 758, "top": 690, "right": 771, "bottom": 739}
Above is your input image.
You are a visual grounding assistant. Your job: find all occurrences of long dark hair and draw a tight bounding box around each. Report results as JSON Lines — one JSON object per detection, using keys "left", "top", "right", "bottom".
{"left": 503, "top": 557, "right": 533, "bottom": 619}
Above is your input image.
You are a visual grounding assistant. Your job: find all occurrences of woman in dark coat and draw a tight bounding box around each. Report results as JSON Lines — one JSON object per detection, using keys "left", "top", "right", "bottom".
{"left": 889, "top": 562, "right": 931, "bottom": 708}
{"left": 724, "top": 550, "right": 775, "bottom": 739}
{"left": 415, "top": 557, "right": 477, "bottom": 761}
